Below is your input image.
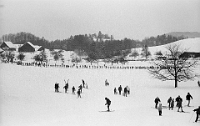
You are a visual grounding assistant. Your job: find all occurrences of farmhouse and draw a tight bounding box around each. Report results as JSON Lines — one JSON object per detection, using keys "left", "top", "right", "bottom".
{"left": 18, "top": 42, "right": 44, "bottom": 52}
{"left": 0, "top": 41, "right": 17, "bottom": 51}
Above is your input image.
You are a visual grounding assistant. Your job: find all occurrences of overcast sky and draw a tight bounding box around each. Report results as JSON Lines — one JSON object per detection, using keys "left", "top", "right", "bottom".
{"left": 0, "top": 0, "right": 200, "bottom": 41}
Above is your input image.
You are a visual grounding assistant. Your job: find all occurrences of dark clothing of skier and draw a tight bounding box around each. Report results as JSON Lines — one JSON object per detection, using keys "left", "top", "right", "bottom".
{"left": 55, "top": 83, "right": 59, "bottom": 92}
{"left": 72, "top": 86, "right": 76, "bottom": 94}
{"left": 82, "top": 80, "right": 85, "bottom": 88}
{"left": 118, "top": 85, "right": 122, "bottom": 95}
{"left": 114, "top": 87, "right": 117, "bottom": 94}
{"left": 123, "top": 87, "right": 128, "bottom": 97}
{"left": 63, "top": 83, "right": 69, "bottom": 93}
{"left": 105, "top": 79, "right": 109, "bottom": 86}
{"left": 176, "top": 96, "right": 184, "bottom": 112}
{"left": 105, "top": 97, "right": 111, "bottom": 111}
{"left": 171, "top": 99, "right": 174, "bottom": 110}
{"left": 167, "top": 97, "right": 172, "bottom": 110}
{"left": 126, "top": 86, "right": 130, "bottom": 94}
{"left": 77, "top": 89, "right": 81, "bottom": 98}
{"left": 186, "top": 92, "right": 193, "bottom": 107}
{"left": 79, "top": 85, "right": 83, "bottom": 93}
{"left": 193, "top": 106, "right": 200, "bottom": 122}
{"left": 154, "top": 97, "right": 161, "bottom": 108}
{"left": 157, "top": 102, "right": 162, "bottom": 116}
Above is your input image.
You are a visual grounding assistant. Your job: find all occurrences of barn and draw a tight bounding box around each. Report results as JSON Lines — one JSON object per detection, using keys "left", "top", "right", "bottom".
{"left": 0, "top": 41, "right": 17, "bottom": 51}
{"left": 18, "top": 42, "right": 44, "bottom": 52}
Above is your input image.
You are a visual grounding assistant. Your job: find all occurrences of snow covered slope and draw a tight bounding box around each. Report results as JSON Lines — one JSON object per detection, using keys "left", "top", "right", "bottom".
{"left": 149, "top": 37, "right": 200, "bottom": 54}
{"left": 128, "top": 38, "right": 200, "bottom": 59}
{"left": 0, "top": 63, "right": 200, "bottom": 126}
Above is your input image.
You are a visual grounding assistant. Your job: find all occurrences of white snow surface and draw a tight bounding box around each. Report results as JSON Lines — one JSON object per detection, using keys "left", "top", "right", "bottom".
{"left": 0, "top": 62, "right": 200, "bottom": 126}
{"left": 128, "top": 38, "right": 200, "bottom": 60}
{"left": 148, "top": 38, "right": 200, "bottom": 54}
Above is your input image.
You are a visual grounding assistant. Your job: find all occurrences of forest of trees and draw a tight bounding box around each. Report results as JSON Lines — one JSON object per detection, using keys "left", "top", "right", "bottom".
{"left": 1, "top": 31, "right": 184, "bottom": 59}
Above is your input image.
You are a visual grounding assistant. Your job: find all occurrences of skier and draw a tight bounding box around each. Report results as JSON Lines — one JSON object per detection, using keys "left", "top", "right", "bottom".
{"left": 55, "top": 82, "right": 59, "bottom": 92}
{"left": 167, "top": 97, "right": 172, "bottom": 110}
{"left": 77, "top": 89, "right": 81, "bottom": 98}
{"left": 126, "top": 86, "right": 130, "bottom": 95}
{"left": 82, "top": 79, "right": 85, "bottom": 88}
{"left": 79, "top": 84, "right": 83, "bottom": 93}
{"left": 72, "top": 86, "right": 76, "bottom": 94}
{"left": 171, "top": 98, "right": 174, "bottom": 110}
{"left": 123, "top": 87, "right": 128, "bottom": 97}
{"left": 114, "top": 87, "right": 117, "bottom": 94}
{"left": 157, "top": 101, "right": 162, "bottom": 116}
{"left": 198, "top": 81, "right": 200, "bottom": 87}
{"left": 176, "top": 95, "right": 184, "bottom": 112}
{"left": 186, "top": 92, "right": 193, "bottom": 107}
{"left": 154, "top": 97, "right": 161, "bottom": 109}
{"left": 105, "top": 97, "right": 111, "bottom": 111}
{"left": 105, "top": 79, "right": 109, "bottom": 86}
{"left": 63, "top": 83, "right": 69, "bottom": 93}
{"left": 118, "top": 85, "right": 122, "bottom": 95}
{"left": 193, "top": 106, "right": 200, "bottom": 122}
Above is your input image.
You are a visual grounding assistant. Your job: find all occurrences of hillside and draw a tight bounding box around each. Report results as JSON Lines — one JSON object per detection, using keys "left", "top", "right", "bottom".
{"left": 167, "top": 32, "right": 200, "bottom": 39}
{"left": 129, "top": 38, "right": 200, "bottom": 59}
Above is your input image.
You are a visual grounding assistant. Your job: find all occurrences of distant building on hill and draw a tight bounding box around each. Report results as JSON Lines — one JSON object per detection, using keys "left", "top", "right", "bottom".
{"left": 18, "top": 42, "right": 44, "bottom": 52}
{"left": 180, "top": 52, "right": 200, "bottom": 58}
{"left": 0, "top": 41, "right": 18, "bottom": 51}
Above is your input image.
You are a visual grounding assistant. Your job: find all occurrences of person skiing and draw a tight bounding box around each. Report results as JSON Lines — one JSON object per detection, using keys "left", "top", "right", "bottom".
{"left": 114, "top": 87, "right": 117, "bottom": 94}
{"left": 176, "top": 95, "right": 184, "bottom": 112}
{"left": 105, "top": 79, "right": 109, "bottom": 86}
{"left": 126, "top": 86, "right": 130, "bottom": 95}
{"left": 105, "top": 97, "right": 111, "bottom": 111}
{"left": 77, "top": 89, "right": 81, "bottom": 98}
{"left": 167, "top": 97, "right": 172, "bottom": 110}
{"left": 118, "top": 85, "right": 122, "bottom": 95}
{"left": 79, "top": 84, "right": 83, "bottom": 93}
{"left": 82, "top": 79, "right": 85, "bottom": 88}
{"left": 157, "top": 101, "right": 162, "bottom": 116}
{"left": 123, "top": 87, "right": 128, "bottom": 97}
{"left": 186, "top": 92, "right": 193, "bottom": 107}
{"left": 63, "top": 83, "right": 69, "bottom": 93}
{"left": 72, "top": 86, "right": 76, "bottom": 94}
{"left": 154, "top": 97, "right": 161, "bottom": 108}
{"left": 171, "top": 98, "right": 174, "bottom": 110}
{"left": 55, "top": 82, "right": 59, "bottom": 92}
{"left": 193, "top": 106, "right": 200, "bottom": 122}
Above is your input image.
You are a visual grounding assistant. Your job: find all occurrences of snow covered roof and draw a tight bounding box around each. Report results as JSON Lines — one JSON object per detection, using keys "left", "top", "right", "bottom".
{"left": 26, "top": 42, "right": 43, "bottom": 51}
{"left": 3, "top": 41, "right": 17, "bottom": 48}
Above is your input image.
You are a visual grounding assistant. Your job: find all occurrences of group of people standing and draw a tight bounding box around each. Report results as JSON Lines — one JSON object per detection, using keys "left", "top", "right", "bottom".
{"left": 154, "top": 92, "right": 199, "bottom": 123}
{"left": 54, "top": 79, "right": 88, "bottom": 98}
{"left": 155, "top": 92, "right": 193, "bottom": 115}
{"left": 114, "top": 85, "right": 130, "bottom": 97}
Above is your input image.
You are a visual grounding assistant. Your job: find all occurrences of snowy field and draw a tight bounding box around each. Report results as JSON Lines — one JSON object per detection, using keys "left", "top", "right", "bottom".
{"left": 0, "top": 62, "right": 200, "bottom": 126}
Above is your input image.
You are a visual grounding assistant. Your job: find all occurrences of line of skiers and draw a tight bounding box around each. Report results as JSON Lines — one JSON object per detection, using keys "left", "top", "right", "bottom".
{"left": 114, "top": 85, "right": 130, "bottom": 97}
{"left": 154, "top": 92, "right": 199, "bottom": 122}
{"left": 155, "top": 92, "right": 193, "bottom": 112}
{"left": 54, "top": 79, "right": 88, "bottom": 98}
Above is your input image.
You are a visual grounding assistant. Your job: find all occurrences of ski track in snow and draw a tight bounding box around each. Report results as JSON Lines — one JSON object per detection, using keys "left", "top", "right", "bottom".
{"left": 0, "top": 62, "right": 200, "bottom": 126}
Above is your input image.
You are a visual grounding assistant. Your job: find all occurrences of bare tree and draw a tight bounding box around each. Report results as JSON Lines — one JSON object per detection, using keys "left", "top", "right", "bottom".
{"left": 17, "top": 53, "right": 25, "bottom": 63}
{"left": 141, "top": 44, "right": 151, "bottom": 60}
{"left": 130, "top": 49, "right": 139, "bottom": 59}
{"left": 148, "top": 44, "right": 199, "bottom": 88}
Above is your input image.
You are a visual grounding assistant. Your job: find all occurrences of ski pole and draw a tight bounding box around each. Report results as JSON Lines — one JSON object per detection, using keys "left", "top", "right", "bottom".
{"left": 189, "top": 112, "right": 194, "bottom": 122}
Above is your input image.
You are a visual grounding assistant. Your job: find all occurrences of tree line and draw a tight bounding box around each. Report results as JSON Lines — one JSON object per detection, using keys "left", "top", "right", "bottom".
{"left": 1, "top": 31, "right": 184, "bottom": 60}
